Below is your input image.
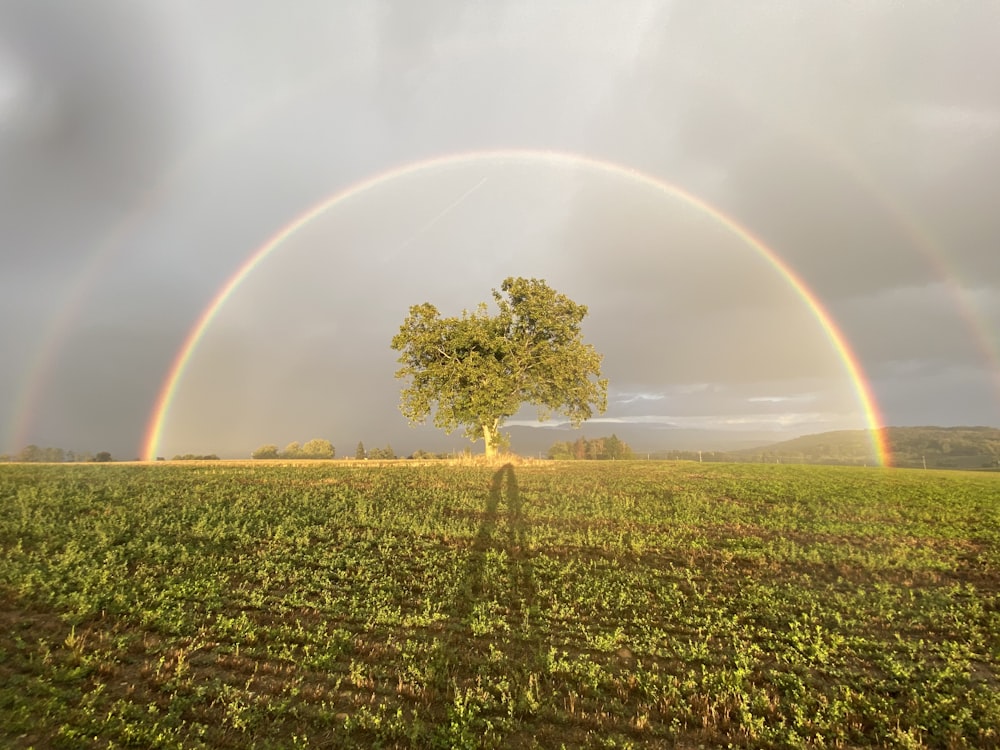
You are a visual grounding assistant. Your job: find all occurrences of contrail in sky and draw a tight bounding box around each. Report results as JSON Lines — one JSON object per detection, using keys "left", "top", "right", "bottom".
{"left": 389, "top": 175, "right": 489, "bottom": 257}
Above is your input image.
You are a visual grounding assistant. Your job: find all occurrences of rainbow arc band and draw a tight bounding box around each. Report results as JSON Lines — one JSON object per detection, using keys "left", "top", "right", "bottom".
{"left": 141, "top": 149, "right": 891, "bottom": 465}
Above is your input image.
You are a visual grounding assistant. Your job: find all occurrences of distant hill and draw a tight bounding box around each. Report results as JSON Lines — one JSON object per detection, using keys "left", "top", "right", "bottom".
{"left": 728, "top": 426, "right": 1000, "bottom": 469}
{"left": 509, "top": 424, "right": 1000, "bottom": 468}
{"left": 505, "top": 423, "right": 776, "bottom": 458}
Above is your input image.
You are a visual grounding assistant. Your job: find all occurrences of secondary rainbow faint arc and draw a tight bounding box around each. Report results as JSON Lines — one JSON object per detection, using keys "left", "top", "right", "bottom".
{"left": 142, "top": 149, "right": 891, "bottom": 465}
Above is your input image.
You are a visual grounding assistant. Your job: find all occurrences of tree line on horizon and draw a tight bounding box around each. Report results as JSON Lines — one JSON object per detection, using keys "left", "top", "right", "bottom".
{"left": 0, "top": 445, "right": 113, "bottom": 463}
{"left": 547, "top": 434, "right": 634, "bottom": 460}
{"left": 251, "top": 439, "right": 336, "bottom": 460}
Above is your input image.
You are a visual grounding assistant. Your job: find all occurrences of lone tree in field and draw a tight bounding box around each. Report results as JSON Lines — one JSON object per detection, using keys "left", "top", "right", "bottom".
{"left": 391, "top": 276, "right": 608, "bottom": 458}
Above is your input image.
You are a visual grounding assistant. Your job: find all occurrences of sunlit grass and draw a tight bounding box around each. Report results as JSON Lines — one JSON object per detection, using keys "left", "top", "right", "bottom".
{"left": 1, "top": 462, "right": 998, "bottom": 748}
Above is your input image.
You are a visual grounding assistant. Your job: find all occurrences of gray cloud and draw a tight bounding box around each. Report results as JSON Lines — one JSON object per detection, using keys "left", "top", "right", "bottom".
{"left": 2, "top": 1, "right": 998, "bottom": 458}
{"left": 0, "top": 1, "right": 184, "bottom": 257}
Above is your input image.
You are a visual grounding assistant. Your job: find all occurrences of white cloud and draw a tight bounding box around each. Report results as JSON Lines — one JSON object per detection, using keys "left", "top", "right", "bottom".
{"left": 613, "top": 391, "right": 666, "bottom": 405}
{"left": 747, "top": 394, "right": 816, "bottom": 404}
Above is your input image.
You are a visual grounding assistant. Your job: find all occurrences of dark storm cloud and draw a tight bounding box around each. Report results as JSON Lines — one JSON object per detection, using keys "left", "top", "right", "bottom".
{"left": 0, "top": 1, "right": 184, "bottom": 262}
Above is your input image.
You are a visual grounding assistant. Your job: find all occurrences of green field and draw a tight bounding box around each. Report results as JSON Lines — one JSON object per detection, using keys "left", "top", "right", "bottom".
{"left": 1, "top": 462, "right": 998, "bottom": 748}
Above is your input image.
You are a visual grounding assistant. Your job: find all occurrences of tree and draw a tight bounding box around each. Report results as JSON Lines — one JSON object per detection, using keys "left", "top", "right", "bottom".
{"left": 301, "top": 438, "right": 335, "bottom": 459}
{"left": 18, "top": 444, "right": 43, "bottom": 462}
{"left": 547, "top": 441, "right": 573, "bottom": 460}
{"left": 391, "top": 277, "right": 607, "bottom": 457}
{"left": 368, "top": 445, "right": 396, "bottom": 460}
{"left": 252, "top": 444, "right": 279, "bottom": 459}
{"left": 93, "top": 451, "right": 113, "bottom": 462}
{"left": 43, "top": 447, "right": 65, "bottom": 463}
{"left": 281, "top": 442, "right": 302, "bottom": 459}
{"left": 547, "top": 434, "right": 634, "bottom": 460}
{"left": 355, "top": 441, "right": 366, "bottom": 460}
{"left": 604, "top": 433, "right": 633, "bottom": 460}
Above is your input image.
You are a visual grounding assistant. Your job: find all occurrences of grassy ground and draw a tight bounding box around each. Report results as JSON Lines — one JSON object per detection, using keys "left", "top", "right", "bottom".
{"left": 1, "top": 461, "right": 998, "bottom": 748}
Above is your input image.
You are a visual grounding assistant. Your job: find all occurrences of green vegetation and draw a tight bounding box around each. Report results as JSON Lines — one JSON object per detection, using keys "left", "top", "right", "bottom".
{"left": 0, "top": 446, "right": 105, "bottom": 463}
{"left": 883, "top": 426, "right": 1000, "bottom": 469}
{"left": 366, "top": 445, "right": 397, "bottom": 460}
{"left": 1, "top": 462, "right": 998, "bottom": 748}
{"left": 251, "top": 440, "right": 336, "bottom": 460}
{"left": 721, "top": 426, "right": 1000, "bottom": 469}
{"left": 392, "top": 277, "right": 607, "bottom": 458}
{"left": 9, "top": 445, "right": 67, "bottom": 463}
{"left": 250, "top": 444, "right": 280, "bottom": 460}
{"left": 547, "top": 434, "right": 634, "bottom": 460}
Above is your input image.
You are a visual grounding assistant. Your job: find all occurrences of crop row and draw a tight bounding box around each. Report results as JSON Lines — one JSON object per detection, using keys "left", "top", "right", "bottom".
{"left": 1, "top": 461, "right": 998, "bottom": 747}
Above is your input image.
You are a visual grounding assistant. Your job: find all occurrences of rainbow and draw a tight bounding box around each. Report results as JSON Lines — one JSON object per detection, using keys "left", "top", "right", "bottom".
{"left": 5, "top": 189, "right": 168, "bottom": 454}
{"left": 3, "top": 67, "right": 363, "bottom": 455}
{"left": 693, "top": 69, "right": 1000, "bottom": 399}
{"left": 141, "top": 149, "right": 891, "bottom": 465}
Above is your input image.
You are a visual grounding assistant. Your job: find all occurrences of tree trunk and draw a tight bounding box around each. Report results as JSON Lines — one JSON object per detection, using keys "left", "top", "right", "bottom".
{"left": 482, "top": 420, "right": 498, "bottom": 459}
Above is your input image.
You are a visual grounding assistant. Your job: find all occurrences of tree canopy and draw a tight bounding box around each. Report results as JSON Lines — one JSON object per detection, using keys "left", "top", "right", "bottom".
{"left": 251, "top": 440, "right": 334, "bottom": 460}
{"left": 251, "top": 444, "right": 279, "bottom": 460}
{"left": 391, "top": 277, "right": 607, "bottom": 457}
{"left": 301, "top": 438, "right": 335, "bottom": 459}
{"left": 548, "top": 434, "right": 634, "bottom": 460}
{"left": 367, "top": 445, "right": 396, "bottom": 460}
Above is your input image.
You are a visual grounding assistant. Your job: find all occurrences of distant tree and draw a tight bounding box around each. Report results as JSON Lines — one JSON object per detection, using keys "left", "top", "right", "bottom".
{"left": 252, "top": 444, "right": 279, "bottom": 460}
{"left": 15, "top": 445, "right": 69, "bottom": 462}
{"left": 548, "top": 434, "right": 633, "bottom": 460}
{"left": 281, "top": 442, "right": 302, "bottom": 459}
{"left": 547, "top": 441, "right": 573, "bottom": 460}
{"left": 93, "top": 451, "right": 113, "bottom": 462}
{"left": 586, "top": 437, "right": 605, "bottom": 460}
{"left": 392, "top": 277, "right": 607, "bottom": 458}
{"left": 18, "top": 445, "right": 43, "bottom": 462}
{"left": 43, "top": 447, "right": 66, "bottom": 463}
{"left": 301, "top": 438, "right": 335, "bottom": 459}
{"left": 355, "top": 441, "right": 366, "bottom": 460}
{"left": 603, "top": 434, "right": 632, "bottom": 460}
{"left": 368, "top": 445, "right": 396, "bottom": 460}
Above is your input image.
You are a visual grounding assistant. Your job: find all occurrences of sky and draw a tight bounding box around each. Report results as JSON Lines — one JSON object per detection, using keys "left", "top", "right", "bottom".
{"left": 2, "top": 1, "right": 999, "bottom": 460}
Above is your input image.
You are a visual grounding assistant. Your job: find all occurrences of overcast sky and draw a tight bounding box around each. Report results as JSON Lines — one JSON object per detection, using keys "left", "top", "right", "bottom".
{"left": 2, "top": 1, "right": 998, "bottom": 459}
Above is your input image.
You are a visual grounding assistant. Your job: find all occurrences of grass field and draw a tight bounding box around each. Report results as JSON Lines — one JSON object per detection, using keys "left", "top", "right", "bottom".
{"left": 1, "top": 461, "right": 998, "bottom": 748}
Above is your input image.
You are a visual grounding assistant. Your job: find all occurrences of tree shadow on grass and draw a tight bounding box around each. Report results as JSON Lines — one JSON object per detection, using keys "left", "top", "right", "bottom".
{"left": 457, "top": 463, "right": 535, "bottom": 634}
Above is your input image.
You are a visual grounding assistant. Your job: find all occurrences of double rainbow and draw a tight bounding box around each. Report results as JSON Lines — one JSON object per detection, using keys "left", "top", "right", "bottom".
{"left": 141, "top": 149, "right": 891, "bottom": 465}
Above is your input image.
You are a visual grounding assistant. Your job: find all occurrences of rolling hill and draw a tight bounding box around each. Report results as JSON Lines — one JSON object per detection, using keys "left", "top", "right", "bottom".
{"left": 728, "top": 425, "right": 1000, "bottom": 469}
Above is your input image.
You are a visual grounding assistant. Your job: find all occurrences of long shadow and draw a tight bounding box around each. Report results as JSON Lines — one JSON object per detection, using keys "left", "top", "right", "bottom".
{"left": 457, "top": 463, "right": 535, "bottom": 631}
